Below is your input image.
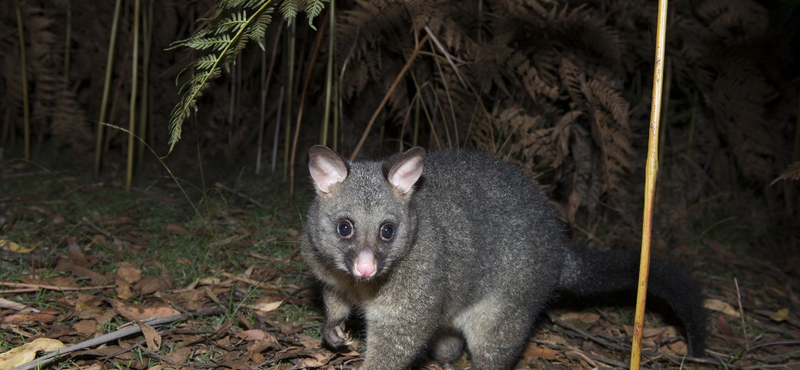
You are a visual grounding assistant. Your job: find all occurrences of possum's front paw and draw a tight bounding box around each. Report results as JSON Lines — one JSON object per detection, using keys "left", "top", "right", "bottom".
{"left": 322, "top": 320, "right": 350, "bottom": 348}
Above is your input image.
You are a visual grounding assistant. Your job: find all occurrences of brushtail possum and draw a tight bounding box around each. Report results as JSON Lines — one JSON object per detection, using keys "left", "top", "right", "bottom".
{"left": 301, "top": 146, "right": 706, "bottom": 370}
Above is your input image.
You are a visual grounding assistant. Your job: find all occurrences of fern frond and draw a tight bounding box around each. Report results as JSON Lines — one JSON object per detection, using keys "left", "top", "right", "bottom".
{"left": 771, "top": 161, "right": 800, "bottom": 184}
{"left": 214, "top": 11, "right": 249, "bottom": 35}
{"left": 167, "top": 0, "right": 276, "bottom": 152}
{"left": 248, "top": 8, "right": 274, "bottom": 49}
{"left": 280, "top": 0, "right": 301, "bottom": 24}
{"left": 305, "top": 0, "right": 328, "bottom": 29}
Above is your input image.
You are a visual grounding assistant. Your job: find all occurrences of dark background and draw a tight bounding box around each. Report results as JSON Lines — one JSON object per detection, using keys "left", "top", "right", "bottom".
{"left": 1, "top": 0, "right": 798, "bottom": 262}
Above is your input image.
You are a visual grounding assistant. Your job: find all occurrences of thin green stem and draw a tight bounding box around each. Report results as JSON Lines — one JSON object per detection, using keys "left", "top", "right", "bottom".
{"left": 95, "top": 0, "right": 122, "bottom": 175}
{"left": 321, "top": 0, "right": 335, "bottom": 147}
{"left": 138, "top": 0, "right": 154, "bottom": 167}
{"left": 283, "top": 20, "right": 296, "bottom": 180}
{"left": 126, "top": 0, "right": 141, "bottom": 191}
{"left": 15, "top": 0, "right": 30, "bottom": 161}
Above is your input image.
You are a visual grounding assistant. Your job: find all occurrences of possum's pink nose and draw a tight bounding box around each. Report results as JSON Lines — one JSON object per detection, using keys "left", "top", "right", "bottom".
{"left": 354, "top": 250, "right": 376, "bottom": 278}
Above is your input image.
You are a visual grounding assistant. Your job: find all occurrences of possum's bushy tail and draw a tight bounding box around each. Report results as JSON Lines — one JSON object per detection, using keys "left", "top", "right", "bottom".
{"left": 559, "top": 248, "right": 707, "bottom": 357}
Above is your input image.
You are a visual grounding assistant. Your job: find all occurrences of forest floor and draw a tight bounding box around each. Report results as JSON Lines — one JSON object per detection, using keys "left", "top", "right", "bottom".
{"left": 1, "top": 159, "right": 799, "bottom": 370}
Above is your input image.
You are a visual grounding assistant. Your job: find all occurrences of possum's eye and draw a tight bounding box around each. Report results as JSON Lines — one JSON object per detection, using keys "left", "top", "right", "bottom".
{"left": 337, "top": 220, "right": 353, "bottom": 238}
{"left": 380, "top": 223, "right": 394, "bottom": 241}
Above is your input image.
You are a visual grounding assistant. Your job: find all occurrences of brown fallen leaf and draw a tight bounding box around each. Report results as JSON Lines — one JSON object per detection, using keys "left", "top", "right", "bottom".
{"left": 67, "top": 238, "right": 88, "bottom": 266}
{"left": 294, "top": 348, "right": 337, "bottom": 368}
{"left": 2, "top": 311, "right": 59, "bottom": 325}
{"left": 116, "top": 280, "right": 134, "bottom": 300}
{"left": 0, "top": 338, "right": 65, "bottom": 370}
{"left": 704, "top": 298, "right": 741, "bottom": 318}
{"left": 208, "top": 234, "right": 244, "bottom": 248}
{"left": 0, "top": 238, "right": 35, "bottom": 253}
{"left": 559, "top": 312, "right": 601, "bottom": 324}
{"left": 261, "top": 316, "right": 303, "bottom": 335}
{"left": 138, "top": 321, "right": 162, "bottom": 351}
{"left": 663, "top": 339, "right": 688, "bottom": 355}
{"left": 110, "top": 299, "right": 180, "bottom": 321}
{"left": 770, "top": 308, "right": 789, "bottom": 322}
{"left": 522, "top": 344, "right": 558, "bottom": 361}
{"left": 134, "top": 270, "right": 173, "bottom": 295}
{"left": 247, "top": 336, "right": 281, "bottom": 357}
{"left": 538, "top": 332, "right": 570, "bottom": 346}
{"left": 73, "top": 319, "right": 98, "bottom": 336}
{"left": 238, "top": 329, "right": 271, "bottom": 341}
{"left": 47, "top": 276, "right": 78, "bottom": 288}
{"left": 247, "top": 298, "right": 283, "bottom": 313}
{"left": 55, "top": 260, "right": 107, "bottom": 285}
{"left": 164, "top": 346, "right": 193, "bottom": 364}
{"left": 165, "top": 223, "right": 189, "bottom": 235}
{"left": 116, "top": 262, "right": 142, "bottom": 284}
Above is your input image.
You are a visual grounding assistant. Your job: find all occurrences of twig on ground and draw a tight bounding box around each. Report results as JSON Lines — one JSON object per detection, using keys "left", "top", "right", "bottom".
{"left": 0, "top": 297, "right": 33, "bottom": 311}
{"left": 735, "top": 278, "right": 749, "bottom": 350}
{"left": 214, "top": 182, "right": 266, "bottom": 209}
{"left": 0, "top": 288, "right": 41, "bottom": 293}
{"left": 531, "top": 339, "right": 629, "bottom": 368}
{"left": 754, "top": 309, "right": 800, "bottom": 330}
{"left": 548, "top": 313, "right": 629, "bottom": 352}
{"left": 137, "top": 344, "right": 221, "bottom": 368}
{"left": 80, "top": 216, "right": 115, "bottom": 239}
{"left": 11, "top": 307, "right": 227, "bottom": 370}
{"left": 0, "top": 281, "right": 115, "bottom": 291}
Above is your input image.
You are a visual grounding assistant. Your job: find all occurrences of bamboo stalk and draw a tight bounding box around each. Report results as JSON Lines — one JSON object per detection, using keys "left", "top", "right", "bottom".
{"left": 256, "top": 49, "right": 267, "bottom": 175}
{"left": 332, "top": 78, "right": 339, "bottom": 153}
{"left": 289, "top": 14, "right": 328, "bottom": 197}
{"left": 283, "top": 20, "right": 296, "bottom": 181}
{"left": 137, "top": 0, "right": 153, "bottom": 167}
{"left": 94, "top": 0, "right": 123, "bottom": 175}
{"left": 126, "top": 0, "right": 141, "bottom": 191}
{"left": 272, "top": 86, "right": 284, "bottom": 173}
{"left": 64, "top": 0, "right": 71, "bottom": 87}
{"left": 15, "top": 0, "right": 30, "bottom": 161}
{"left": 630, "top": 0, "right": 669, "bottom": 368}
{"left": 320, "top": 0, "right": 335, "bottom": 147}
{"left": 262, "top": 20, "right": 284, "bottom": 173}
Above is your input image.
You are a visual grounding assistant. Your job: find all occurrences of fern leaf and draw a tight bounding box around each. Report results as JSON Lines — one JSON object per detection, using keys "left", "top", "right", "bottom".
{"left": 167, "top": 0, "right": 276, "bottom": 152}
{"left": 771, "top": 161, "right": 800, "bottom": 185}
{"left": 214, "top": 11, "right": 249, "bottom": 35}
{"left": 305, "top": 0, "right": 328, "bottom": 30}
{"left": 248, "top": 8, "right": 274, "bottom": 50}
{"left": 280, "top": 0, "right": 301, "bottom": 24}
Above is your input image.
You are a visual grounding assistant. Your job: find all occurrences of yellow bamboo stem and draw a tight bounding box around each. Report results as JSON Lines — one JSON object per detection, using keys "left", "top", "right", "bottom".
{"left": 320, "top": 0, "right": 335, "bottom": 147}
{"left": 630, "top": 0, "right": 669, "bottom": 368}
{"left": 15, "top": 0, "right": 30, "bottom": 161}
{"left": 126, "top": 0, "right": 141, "bottom": 191}
{"left": 283, "top": 20, "right": 296, "bottom": 181}
{"left": 289, "top": 15, "right": 328, "bottom": 197}
{"left": 95, "top": 0, "right": 123, "bottom": 175}
{"left": 137, "top": 0, "right": 153, "bottom": 166}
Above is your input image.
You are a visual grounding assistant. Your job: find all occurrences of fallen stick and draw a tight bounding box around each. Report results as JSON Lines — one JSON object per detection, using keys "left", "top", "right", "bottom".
{"left": 0, "top": 282, "right": 115, "bottom": 291}
{"left": 531, "top": 339, "right": 628, "bottom": 368}
{"left": 0, "top": 297, "right": 32, "bottom": 311}
{"left": 11, "top": 307, "right": 227, "bottom": 370}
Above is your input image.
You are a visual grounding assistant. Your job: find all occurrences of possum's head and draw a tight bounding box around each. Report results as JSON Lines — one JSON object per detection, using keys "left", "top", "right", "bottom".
{"left": 303, "top": 146, "right": 424, "bottom": 281}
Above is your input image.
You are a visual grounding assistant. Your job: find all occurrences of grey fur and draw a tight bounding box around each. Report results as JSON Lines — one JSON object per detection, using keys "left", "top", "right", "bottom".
{"left": 301, "top": 146, "right": 706, "bottom": 370}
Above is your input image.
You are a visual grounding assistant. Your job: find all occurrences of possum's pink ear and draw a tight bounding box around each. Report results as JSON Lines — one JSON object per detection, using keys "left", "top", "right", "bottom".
{"left": 309, "top": 146, "right": 348, "bottom": 194}
{"left": 387, "top": 147, "right": 425, "bottom": 195}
